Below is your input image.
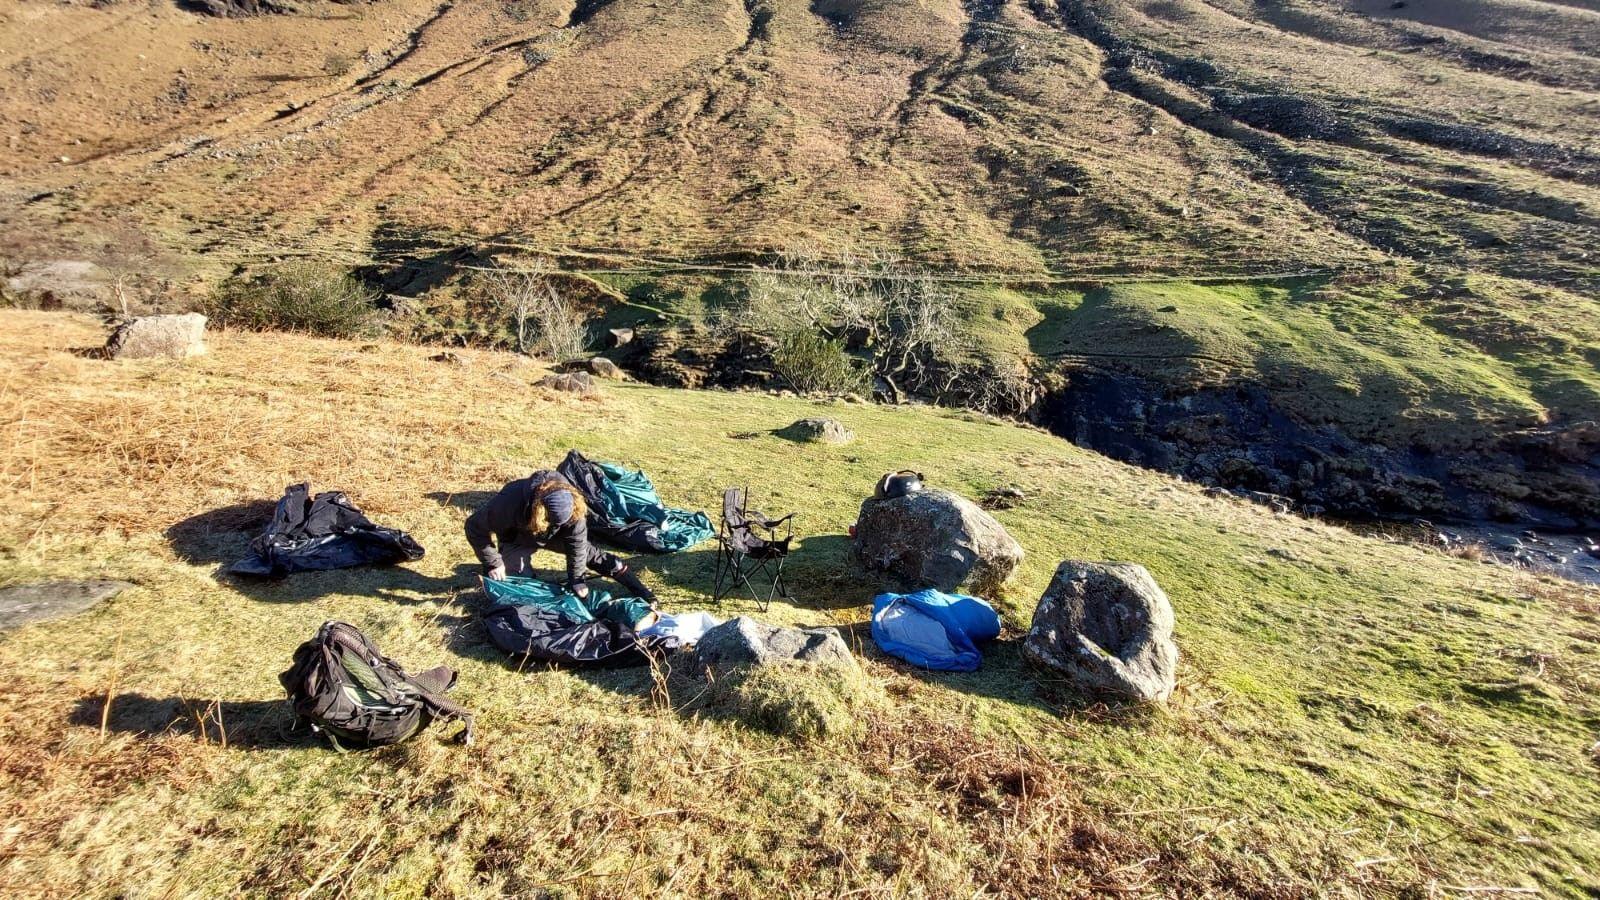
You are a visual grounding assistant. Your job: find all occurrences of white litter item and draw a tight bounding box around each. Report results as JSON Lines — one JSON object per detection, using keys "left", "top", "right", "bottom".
{"left": 640, "top": 610, "right": 723, "bottom": 644}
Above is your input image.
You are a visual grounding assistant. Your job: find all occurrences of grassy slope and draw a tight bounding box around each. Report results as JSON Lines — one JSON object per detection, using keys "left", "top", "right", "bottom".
{"left": 1, "top": 311, "right": 1597, "bottom": 896}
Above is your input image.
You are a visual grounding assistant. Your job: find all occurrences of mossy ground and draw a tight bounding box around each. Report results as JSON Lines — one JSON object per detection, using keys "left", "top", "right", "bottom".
{"left": 1, "top": 311, "right": 1597, "bottom": 896}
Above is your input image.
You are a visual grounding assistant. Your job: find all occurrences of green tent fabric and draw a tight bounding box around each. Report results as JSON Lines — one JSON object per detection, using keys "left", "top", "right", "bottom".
{"left": 558, "top": 451, "right": 714, "bottom": 553}
{"left": 481, "top": 576, "right": 652, "bottom": 627}
{"left": 593, "top": 458, "right": 714, "bottom": 550}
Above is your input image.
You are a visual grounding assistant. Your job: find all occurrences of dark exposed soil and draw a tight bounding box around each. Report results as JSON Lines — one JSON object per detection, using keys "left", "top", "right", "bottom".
{"left": 1030, "top": 367, "right": 1600, "bottom": 530}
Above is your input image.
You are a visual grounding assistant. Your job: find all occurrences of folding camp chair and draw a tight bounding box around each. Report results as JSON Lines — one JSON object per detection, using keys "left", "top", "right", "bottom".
{"left": 712, "top": 488, "right": 794, "bottom": 611}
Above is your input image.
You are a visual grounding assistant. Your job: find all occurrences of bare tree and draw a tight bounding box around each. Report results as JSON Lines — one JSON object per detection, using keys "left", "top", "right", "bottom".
{"left": 722, "top": 243, "right": 978, "bottom": 402}
{"left": 481, "top": 260, "right": 590, "bottom": 361}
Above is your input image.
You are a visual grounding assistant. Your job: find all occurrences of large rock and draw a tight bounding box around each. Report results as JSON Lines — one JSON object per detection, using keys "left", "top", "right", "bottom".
{"left": 105, "top": 314, "right": 208, "bottom": 360}
{"left": 539, "top": 372, "right": 600, "bottom": 397}
{"left": 675, "top": 619, "right": 876, "bottom": 739}
{"left": 778, "top": 417, "right": 854, "bottom": 445}
{"left": 1023, "top": 561, "right": 1178, "bottom": 703}
{"left": 853, "top": 488, "right": 1023, "bottom": 595}
{"left": 584, "top": 357, "right": 622, "bottom": 379}
{"left": 693, "top": 617, "right": 855, "bottom": 673}
{"left": 0, "top": 580, "right": 132, "bottom": 631}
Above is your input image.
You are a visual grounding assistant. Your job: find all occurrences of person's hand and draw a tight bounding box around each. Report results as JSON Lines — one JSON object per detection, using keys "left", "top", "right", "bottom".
{"left": 572, "top": 582, "right": 590, "bottom": 599}
{"left": 486, "top": 565, "right": 506, "bottom": 582}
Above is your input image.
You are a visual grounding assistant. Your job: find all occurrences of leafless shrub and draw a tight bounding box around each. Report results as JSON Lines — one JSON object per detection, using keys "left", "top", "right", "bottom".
{"left": 480, "top": 261, "right": 590, "bottom": 362}
{"left": 731, "top": 244, "right": 968, "bottom": 402}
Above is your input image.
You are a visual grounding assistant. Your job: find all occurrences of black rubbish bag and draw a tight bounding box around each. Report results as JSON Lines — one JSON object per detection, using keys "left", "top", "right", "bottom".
{"left": 230, "top": 483, "right": 425, "bottom": 577}
{"left": 482, "top": 602, "right": 677, "bottom": 668}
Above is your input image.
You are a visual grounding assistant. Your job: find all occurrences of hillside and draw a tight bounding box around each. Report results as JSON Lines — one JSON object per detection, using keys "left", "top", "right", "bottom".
{"left": 2, "top": 0, "right": 1597, "bottom": 280}
{"left": 1, "top": 311, "right": 1598, "bottom": 896}
{"left": 2, "top": 0, "right": 1599, "bottom": 529}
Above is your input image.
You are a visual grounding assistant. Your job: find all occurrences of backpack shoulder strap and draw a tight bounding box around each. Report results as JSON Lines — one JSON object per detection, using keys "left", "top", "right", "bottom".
{"left": 404, "top": 667, "right": 475, "bottom": 745}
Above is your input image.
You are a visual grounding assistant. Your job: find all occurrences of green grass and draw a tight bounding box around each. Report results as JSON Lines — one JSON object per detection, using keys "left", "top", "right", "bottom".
{"left": 1023, "top": 277, "right": 1574, "bottom": 449}
{"left": 1, "top": 311, "right": 1597, "bottom": 896}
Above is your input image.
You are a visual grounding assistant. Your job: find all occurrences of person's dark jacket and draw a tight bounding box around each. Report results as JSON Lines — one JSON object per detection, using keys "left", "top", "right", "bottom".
{"left": 465, "top": 471, "right": 591, "bottom": 586}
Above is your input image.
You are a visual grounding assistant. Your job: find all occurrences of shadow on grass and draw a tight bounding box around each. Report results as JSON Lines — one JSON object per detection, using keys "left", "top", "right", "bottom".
{"left": 164, "top": 500, "right": 277, "bottom": 566}
{"left": 71, "top": 693, "right": 311, "bottom": 750}
{"left": 875, "top": 637, "right": 1168, "bottom": 725}
{"left": 423, "top": 490, "right": 495, "bottom": 513}
{"left": 220, "top": 563, "right": 481, "bottom": 605}
{"left": 166, "top": 502, "right": 480, "bottom": 604}
{"left": 632, "top": 533, "right": 878, "bottom": 612}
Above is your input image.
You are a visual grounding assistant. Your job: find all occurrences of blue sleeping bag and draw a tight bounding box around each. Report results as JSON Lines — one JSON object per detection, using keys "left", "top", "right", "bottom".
{"left": 871, "top": 589, "right": 1002, "bottom": 672}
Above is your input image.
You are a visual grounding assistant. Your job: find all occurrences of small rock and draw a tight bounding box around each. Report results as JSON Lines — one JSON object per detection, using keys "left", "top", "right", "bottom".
{"left": 1023, "top": 561, "right": 1178, "bottom": 703}
{"left": 0, "top": 580, "right": 132, "bottom": 630}
{"left": 778, "top": 417, "right": 855, "bottom": 445}
{"left": 105, "top": 313, "right": 208, "bottom": 360}
{"left": 853, "top": 488, "right": 1024, "bottom": 596}
{"left": 694, "top": 617, "right": 855, "bottom": 673}
{"left": 538, "top": 372, "right": 600, "bottom": 397}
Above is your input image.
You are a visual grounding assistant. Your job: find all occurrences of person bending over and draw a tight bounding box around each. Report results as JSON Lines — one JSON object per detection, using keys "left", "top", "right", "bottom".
{"left": 466, "top": 470, "right": 659, "bottom": 610}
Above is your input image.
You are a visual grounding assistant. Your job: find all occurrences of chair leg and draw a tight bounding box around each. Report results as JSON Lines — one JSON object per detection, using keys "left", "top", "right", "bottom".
{"left": 737, "top": 558, "right": 763, "bottom": 612}
{"left": 712, "top": 543, "right": 732, "bottom": 605}
{"left": 743, "top": 558, "right": 793, "bottom": 613}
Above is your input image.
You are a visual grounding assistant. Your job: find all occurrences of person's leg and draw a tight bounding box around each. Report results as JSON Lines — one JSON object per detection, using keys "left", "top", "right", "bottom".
{"left": 586, "top": 547, "right": 658, "bottom": 605}
{"left": 500, "top": 544, "right": 538, "bottom": 577}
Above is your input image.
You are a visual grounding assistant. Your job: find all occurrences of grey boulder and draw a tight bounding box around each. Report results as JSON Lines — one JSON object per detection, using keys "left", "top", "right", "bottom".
{"left": 0, "top": 580, "right": 132, "bottom": 630}
{"left": 1023, "top": 561, "right": 1179, "bottom": 703}
{"left": 105, "top": 313, "right": 208, "bottom": 360}
{"left": 585, "top": 357, "right": 623, "bottom": 379}
{"left": 853, "top": 488, "right": 1023, "bottom": 596}
{"left": 779, "top": 417, "right": 854, "bottom": 445}
{"left": 693, "top": 617, "right": 856, "bottom": 673}
{"left": 539, "top": 372, "right": 600, "bottom": 397}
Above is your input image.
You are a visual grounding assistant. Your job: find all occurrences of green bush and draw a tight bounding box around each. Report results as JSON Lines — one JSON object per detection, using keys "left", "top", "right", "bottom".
{"left": 208, "top": 263, "right": 380, "bottom": 339}
{"left": 772, "top": 329, "right": 867, "bottom": 395}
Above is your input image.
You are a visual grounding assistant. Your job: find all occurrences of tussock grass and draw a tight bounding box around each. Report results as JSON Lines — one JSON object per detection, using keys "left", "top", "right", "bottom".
{"left": 670, "top": 659, "right": 882, "bottom": 741}
{"left": 1, "top": 311, "right": 1598, "bottom": 896}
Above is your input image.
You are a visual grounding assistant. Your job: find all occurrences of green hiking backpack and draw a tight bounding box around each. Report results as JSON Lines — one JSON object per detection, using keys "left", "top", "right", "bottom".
{"left": 279, "top": 621, "right": 475, "bottom": 751}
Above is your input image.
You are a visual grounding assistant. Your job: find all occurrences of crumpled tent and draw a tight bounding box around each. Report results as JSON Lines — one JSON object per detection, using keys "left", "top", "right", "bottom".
{"left": 871, "top": 589, "right": 1002, "bottom": 672}
{"left": 230, "top": 483, "right": 424, "bottom": 577}
{"left": 557, "top": 450, "right": 714, "bottom": 553}
{"left": 481, "top": 576, "right": 673, "bottom": 667}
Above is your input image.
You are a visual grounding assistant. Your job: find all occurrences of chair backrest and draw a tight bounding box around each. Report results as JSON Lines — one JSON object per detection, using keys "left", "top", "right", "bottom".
{"left": 721, "top": 487, "right": 765, "bottom": 554}
{"left": 722, "top": 488, "right": 746, "bottom": 528}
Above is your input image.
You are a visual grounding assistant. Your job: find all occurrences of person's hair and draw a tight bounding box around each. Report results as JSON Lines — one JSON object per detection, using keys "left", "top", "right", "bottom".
{"left": 529, "top": 481, "right": 587, "bottom": 532}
